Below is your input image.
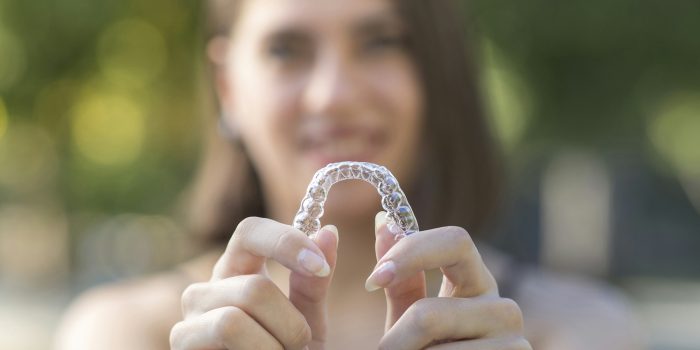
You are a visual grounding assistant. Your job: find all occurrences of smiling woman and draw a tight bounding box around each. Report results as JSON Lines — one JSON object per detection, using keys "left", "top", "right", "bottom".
{"left": 214, "top": 0, "right": 427, "bottom": 235}
{"left": 54, "top": 1, "right": 644, "bottom": 349}
{"left": 197, "top": 0, "right": 498, "bottom": 244}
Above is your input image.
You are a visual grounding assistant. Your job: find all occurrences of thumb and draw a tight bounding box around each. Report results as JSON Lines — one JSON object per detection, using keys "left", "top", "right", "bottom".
{"left": 289, "top": 225, "right": 339, "bottom": 347}
{"left": 371, "top": 211, "right": 426, "bottom": 330}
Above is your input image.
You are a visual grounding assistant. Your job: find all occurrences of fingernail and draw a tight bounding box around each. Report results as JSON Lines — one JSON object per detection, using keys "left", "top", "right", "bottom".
{"left": 365, "top": 260, "right": 396, "bottom": 291}
{"left": 323, "top": 225, "right": 339, "bottom": 247}
{"left": 375, "top": 211, "right": 387, "bottom": 233}
{"left": 298, "top": 248, "right": 330, "bottom": 277}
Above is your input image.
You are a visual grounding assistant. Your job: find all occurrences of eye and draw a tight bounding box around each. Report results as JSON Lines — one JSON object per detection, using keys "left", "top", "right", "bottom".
{"left": 362, "top": 33, "right": 406, "bottom": 54}
{"left": 268, "top": 42, "right": 294, "bottom": 59}
{"left": 266, "top": 38, "right": 309, "bottom": 64}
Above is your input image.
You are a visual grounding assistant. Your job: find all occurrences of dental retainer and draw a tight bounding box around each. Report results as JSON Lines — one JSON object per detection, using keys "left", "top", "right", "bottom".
{"left": 292, "top": 161, "right": 419, "bottom": 239}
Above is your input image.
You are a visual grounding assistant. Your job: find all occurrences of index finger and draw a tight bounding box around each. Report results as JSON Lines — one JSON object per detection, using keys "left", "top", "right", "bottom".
{"left": 366, "top": 226, "right": 498, "bottom": 298}
{"left": 211, "top": 217, "right": 330, "bottom": 281}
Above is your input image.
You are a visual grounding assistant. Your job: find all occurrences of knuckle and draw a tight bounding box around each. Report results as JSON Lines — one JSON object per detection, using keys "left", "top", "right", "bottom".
{"left": 273, "top": 228, "right": 302, "bottom": 257}
{"left": 445, "top": 226, "right": 474, "bottom": 251}
{"left": 406, "top": 299, "right": 442, "bottom": 337}
{"left": 491, "top": 298, "right": 524, "bottom": 330}
{"left": 169, "top": 321, "right": 186, "bottom": 349}
{"left": 181, "top": 282, "right": 207, "bottom": 315}
{"left": 240, "top": 275, "right": 276, "bottom": 305}
{"left": 234, "top": 216, "right": 260, "bottom": 238}
{"left": 287, "top": 320, "right": 312, "bottom": 349}
{"left": 214, "top": 306, "right": 247, "bottom": 337}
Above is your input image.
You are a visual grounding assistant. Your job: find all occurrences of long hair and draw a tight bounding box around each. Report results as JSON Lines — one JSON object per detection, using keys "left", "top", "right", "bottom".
{"left": 189, "top": 0, "right": 501, "bottom": 245}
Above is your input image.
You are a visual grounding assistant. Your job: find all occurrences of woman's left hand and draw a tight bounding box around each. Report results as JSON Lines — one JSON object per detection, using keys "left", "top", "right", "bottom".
{"left": 368, "top": 212, "right": 532, "bottom": 350}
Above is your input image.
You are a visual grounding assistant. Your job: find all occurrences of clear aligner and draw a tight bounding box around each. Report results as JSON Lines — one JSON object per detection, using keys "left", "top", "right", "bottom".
{"left": 292, "top": 162, "right": 419, "bottom": 239}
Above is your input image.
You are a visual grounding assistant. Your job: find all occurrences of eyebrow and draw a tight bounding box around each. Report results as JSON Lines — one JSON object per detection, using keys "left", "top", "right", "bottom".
{"left": 263, "top": 9, "right": 405, "bottom": 44}
{"left": 265, "top": 28, "right": 310, "bottom": 45}
{"left": 352, "top": 10, "right": 406, "bottom": 37}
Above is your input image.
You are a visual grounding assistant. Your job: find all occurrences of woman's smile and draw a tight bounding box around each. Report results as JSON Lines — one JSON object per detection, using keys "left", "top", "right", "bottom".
{"left": 298, "top": 124, "right": 387, "bottom": 167}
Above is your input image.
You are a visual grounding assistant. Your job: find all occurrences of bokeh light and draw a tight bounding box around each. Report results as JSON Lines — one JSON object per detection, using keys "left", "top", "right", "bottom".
{"left": 97, "top": 18, "right": 168, "bottom": 88}
{"left": 481, "top": 39, "right": 531, "bottom": 152}
{"left": 70, "top": 91, "right": 145, "bottom": 167}
{"left": 0, "top": 0, "right": 697, "bottom": 349}
{"left": 648, "top": 92, "right": 700, "bottom": 176}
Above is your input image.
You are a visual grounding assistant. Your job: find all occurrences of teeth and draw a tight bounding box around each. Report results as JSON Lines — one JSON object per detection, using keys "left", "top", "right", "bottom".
{"left": 318, "top": 138, "right": 368, "bottom": 158}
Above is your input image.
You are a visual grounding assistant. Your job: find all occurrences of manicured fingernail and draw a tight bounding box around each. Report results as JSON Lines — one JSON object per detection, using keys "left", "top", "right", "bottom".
{"left": 298, "top": 249, "right": 330, "bottom": 277}
{"left": 365, "top": 260, "right": 396, "bottom": 291}
{"left": 323, "top": 225, "right": 339, "bottom": 247}
{"left": 375, "top": 211, "right": 387, "bottom": 233}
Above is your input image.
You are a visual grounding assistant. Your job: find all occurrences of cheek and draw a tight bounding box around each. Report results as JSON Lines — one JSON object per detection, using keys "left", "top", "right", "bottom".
{"left": 369, "top": 61, "right": 423, "bottom": 126}
{"left": 367, "top": 62, "right": 425, "bottom": 181}
{"left": 376, "top": 64, "right": 424, "bottom": 149}
{"left": 229, "top": 64, "right": 303, "bottom": 176}
{"left": 232, "top": 59, "right": 300, "bottom": 139}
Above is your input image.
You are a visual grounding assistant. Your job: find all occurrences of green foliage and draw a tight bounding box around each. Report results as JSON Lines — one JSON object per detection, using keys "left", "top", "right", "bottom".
{"left": 471, "top": 0, "right": 700, "bottom": 153}
{"left": 0, "top": 0, "right": 698, "bottom": 222}
{"left": 0, "top": 0, "right": 203, "bottom": 216}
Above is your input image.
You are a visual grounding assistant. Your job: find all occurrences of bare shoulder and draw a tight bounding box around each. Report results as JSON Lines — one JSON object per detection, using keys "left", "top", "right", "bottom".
{"left": 54, "top": 251, "right": 219, "bottom": 350}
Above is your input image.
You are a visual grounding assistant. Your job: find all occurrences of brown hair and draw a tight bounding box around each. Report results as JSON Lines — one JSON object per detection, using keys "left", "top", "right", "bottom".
{"left": 189, "top": 0, "right": 501, "bottom": 245}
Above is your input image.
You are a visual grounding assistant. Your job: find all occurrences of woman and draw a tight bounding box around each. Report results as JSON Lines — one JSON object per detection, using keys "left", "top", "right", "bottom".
{"left": 55, "top": 0, "right": 644, "bottom": 349}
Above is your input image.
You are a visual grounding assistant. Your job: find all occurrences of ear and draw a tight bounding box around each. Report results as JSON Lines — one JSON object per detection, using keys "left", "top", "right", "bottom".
{"left": 207, "top": 36, "right": 236, "bottom": 121}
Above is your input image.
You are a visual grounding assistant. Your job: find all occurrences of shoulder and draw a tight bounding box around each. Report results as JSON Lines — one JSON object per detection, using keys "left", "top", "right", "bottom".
{"left": 54, "top": 273, "right": 184, "bottom": 350}
{"left": 54, "top": 252, "right": 219, "bottom": 350}
{"left": 479, "top": 245, "right": 647, "bottom": 349}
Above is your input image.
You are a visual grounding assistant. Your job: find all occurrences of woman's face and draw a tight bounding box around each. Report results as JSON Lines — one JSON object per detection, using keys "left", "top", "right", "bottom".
{"left": 220, "top": 0, "right": 425, "bottom": 222}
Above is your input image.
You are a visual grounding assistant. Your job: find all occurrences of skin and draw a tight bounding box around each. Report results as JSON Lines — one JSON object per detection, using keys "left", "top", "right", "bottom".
{"left": 54, "top": 0, "right": 645, "bottom": 349}
{"left": 170, "top": 0, "right": 529, "bottom": 349}
{"left": 218, "top": 0, "right": 424, "bottom": 229}
{"left": 170, "top": 213, "right": 529, "bottom": 350}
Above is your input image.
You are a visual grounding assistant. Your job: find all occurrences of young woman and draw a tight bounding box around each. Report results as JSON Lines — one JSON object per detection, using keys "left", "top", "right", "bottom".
{"left": 55, "top": 0, "right": 644, "bottom": 349}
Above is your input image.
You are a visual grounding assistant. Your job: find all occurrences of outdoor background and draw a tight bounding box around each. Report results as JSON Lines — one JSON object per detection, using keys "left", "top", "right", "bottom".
{"left": 1, "top": 0, "right": 699, "bottom": 349}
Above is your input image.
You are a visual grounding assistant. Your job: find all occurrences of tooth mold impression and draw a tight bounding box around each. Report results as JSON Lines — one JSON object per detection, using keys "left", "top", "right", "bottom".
{"left": 293, "top": 161, "right": 419, "bottom": 239}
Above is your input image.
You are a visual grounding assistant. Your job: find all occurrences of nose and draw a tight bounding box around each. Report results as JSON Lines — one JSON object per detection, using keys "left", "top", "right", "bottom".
{"left": 303, "top": 49, "right": 361, "bottom": 117}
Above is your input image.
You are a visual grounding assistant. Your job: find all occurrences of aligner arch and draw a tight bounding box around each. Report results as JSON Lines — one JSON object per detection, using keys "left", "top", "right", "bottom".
{"left": 292, "top": 162, "right": 419, "bottom": 239}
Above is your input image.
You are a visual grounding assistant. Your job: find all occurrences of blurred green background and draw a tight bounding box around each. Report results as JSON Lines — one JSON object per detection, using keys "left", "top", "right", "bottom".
{"left": 0, "top": 0, "right": 698, "bottom": 349}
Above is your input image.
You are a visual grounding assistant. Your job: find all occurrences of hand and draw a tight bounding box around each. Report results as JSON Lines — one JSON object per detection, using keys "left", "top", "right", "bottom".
{"left": 368, "top": 212, "right": 531, "bottom": 350}
{"left": 170, "top": 217, "right": 339, "bottom": 350}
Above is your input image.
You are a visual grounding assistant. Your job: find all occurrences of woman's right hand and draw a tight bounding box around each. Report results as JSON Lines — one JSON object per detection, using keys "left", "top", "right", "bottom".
{"left": 169, "top": 217, "right": 339, "bottom": 350}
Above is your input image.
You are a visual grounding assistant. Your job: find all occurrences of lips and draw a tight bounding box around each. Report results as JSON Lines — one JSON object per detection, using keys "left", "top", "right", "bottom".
{"left": 299, "top": 125, "right": 386, "bottom": 165}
